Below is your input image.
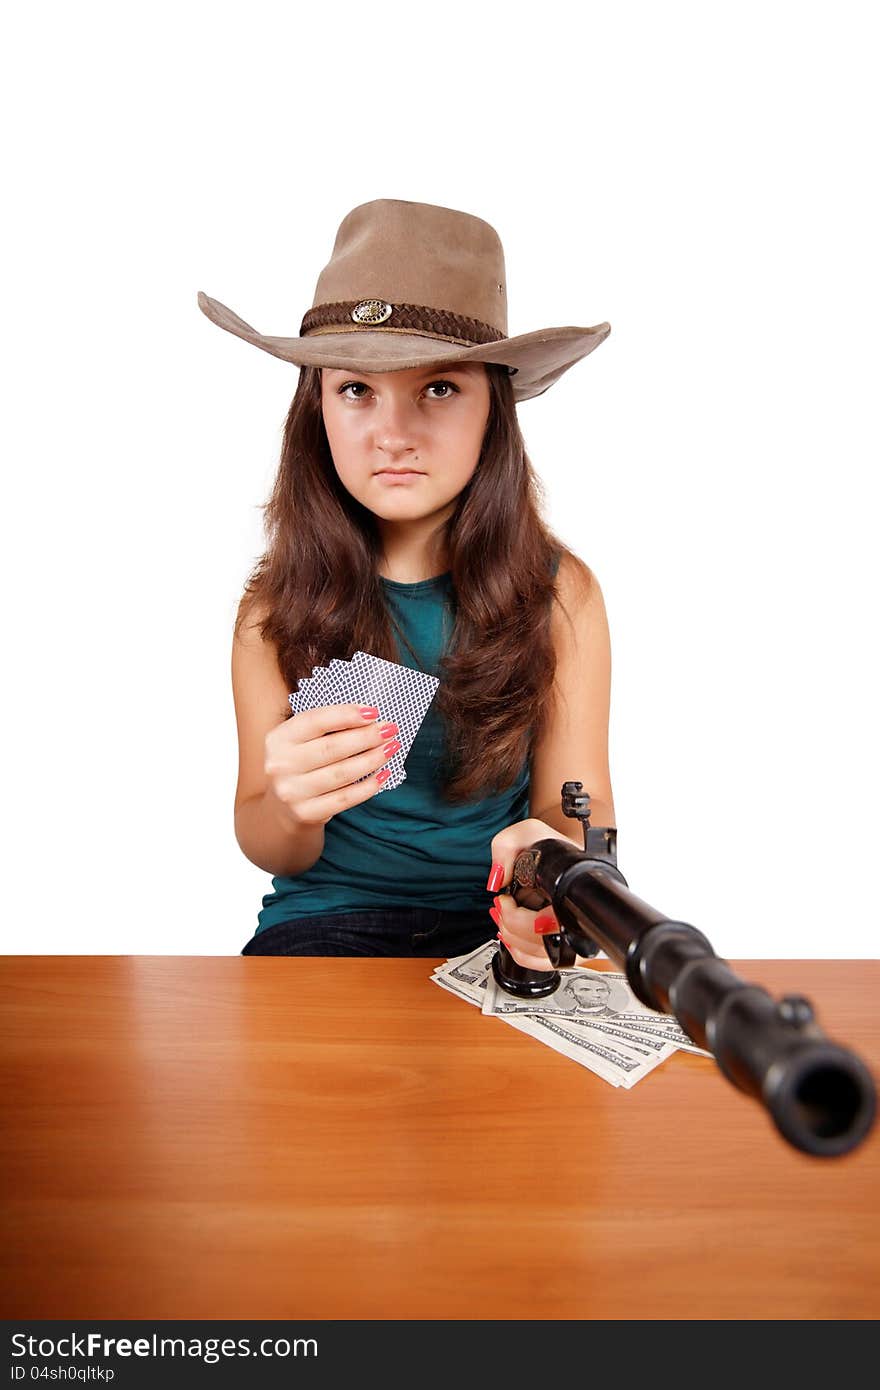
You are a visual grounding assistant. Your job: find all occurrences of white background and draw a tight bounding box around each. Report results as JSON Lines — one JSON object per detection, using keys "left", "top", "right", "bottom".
{"left": 3, "top": 1, "right": 877, "bottom": 957}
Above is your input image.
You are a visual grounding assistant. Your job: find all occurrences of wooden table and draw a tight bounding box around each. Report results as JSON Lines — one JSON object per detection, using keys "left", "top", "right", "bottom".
{"left": 1, "top": 956, "right": 877, "bottom": 1320}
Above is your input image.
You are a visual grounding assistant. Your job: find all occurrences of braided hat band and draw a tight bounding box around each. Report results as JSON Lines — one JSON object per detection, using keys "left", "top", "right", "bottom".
{"left": 300, "top": 299, "right": 506, "bottom": 350}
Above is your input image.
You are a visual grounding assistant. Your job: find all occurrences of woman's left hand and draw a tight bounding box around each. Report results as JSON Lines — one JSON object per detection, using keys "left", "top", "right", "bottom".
{"left": 486, "top": 818, "right": 581, "bottom": 970}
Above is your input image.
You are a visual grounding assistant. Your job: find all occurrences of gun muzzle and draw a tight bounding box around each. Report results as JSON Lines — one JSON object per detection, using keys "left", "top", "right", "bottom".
{"left": 511, "top": 837, "right": 877, "bottom": 1158}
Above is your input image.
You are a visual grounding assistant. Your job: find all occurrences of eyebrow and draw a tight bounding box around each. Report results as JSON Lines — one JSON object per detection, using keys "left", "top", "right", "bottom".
{"left": 417, "top": 364, "right": 477, "bottom": 376}
{"left": 325, "top": 363, "right": 478, "bottom": 380}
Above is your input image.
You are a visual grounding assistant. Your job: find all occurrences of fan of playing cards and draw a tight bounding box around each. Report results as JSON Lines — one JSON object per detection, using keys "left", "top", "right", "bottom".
{"left": 288, "top": 651, "right": 440, "bottom": 792}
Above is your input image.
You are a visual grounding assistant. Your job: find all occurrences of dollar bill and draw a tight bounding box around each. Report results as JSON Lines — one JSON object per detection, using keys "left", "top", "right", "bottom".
{"left": 430, "top": 941, "right": 713, "bottom": 1086}
{"left": 608, "top": 1012, "right": 713, "bottom": 1058}
{"left": 481, "top": 962, "right": 712, "bottom": 1056}
{"left": 430, "top": 940, "right": 496, "bottom": 1005}
{"left": 482, "top": 964, "right": 647, "bottom": 1021}
{"left": 498, "top": 1010, "right": 678, "bottom": 1087}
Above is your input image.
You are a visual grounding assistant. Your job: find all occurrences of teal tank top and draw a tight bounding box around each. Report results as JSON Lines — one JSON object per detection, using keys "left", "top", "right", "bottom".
{"left": 255, "top": 570, "right": 533, "bottom": 931}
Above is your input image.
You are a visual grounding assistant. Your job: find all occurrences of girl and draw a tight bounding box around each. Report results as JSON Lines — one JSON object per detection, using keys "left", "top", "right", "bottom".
{"left": 198, "top": 198, "right": 616, "bottom": 965}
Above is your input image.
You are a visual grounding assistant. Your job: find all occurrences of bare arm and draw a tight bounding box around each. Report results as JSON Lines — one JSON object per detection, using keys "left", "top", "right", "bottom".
{"left": 231, "top": 604, "right": 325, "bottom": 878}
{"left": 234, "top": 789, "right": 326, "bottom": 879}
{"left": 528, "top": 553, "right": 615, "bottom": 835}
{"left": 490, "top": 554, "right": 615, "bottom": 969}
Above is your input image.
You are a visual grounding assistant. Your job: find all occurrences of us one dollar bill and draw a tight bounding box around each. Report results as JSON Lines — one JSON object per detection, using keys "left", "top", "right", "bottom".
{"left": 431, "top": 940, "right": 712, "bottom": 1088}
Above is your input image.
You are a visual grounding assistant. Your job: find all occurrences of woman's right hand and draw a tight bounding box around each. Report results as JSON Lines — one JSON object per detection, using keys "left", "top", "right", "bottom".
{"left": 263, "top": 703, "right": 401, "bottom": 828}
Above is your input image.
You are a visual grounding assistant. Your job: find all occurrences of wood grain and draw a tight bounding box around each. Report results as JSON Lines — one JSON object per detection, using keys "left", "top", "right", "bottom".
{"left": 1, "top": 955, "right": 877, "bottom": 1319}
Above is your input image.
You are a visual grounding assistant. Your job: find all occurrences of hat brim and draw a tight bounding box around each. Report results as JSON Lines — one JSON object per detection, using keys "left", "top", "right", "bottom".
{"left": 197, "top": 292, "right": 610, "bottom": 403}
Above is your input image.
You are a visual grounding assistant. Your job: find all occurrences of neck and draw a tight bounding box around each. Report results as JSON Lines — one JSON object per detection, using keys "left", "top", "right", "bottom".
{"left": 376, "top": 514, "right": 451, "bottom": 584}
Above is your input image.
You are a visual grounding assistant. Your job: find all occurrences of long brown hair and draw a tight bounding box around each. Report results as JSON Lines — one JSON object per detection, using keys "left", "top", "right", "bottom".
{"left": 235, "top": 362, "right": 591, "bottom": 803}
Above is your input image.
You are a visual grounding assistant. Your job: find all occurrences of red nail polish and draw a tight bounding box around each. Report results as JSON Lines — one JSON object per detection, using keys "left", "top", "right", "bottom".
{"left": 534, "top": 913, "right": 557, "bottom": 934}
{"left": 486, "top": 862, "right": 504, "bottom": 892}
{"left": 489, "top": 905, "right": 501, "bottom": 927}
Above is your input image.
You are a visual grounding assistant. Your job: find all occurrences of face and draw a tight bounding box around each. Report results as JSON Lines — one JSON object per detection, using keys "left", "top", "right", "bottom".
{"left": 568, "top": 978, "right": 610, "bottom": 1011}
{"left": 320, "top": 363, "right": 491, "bottom": 532}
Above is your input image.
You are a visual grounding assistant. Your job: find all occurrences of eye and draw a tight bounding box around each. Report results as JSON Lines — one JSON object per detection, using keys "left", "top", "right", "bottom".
{"left": 337, "top": 379, "right": 461, "bottom": 401}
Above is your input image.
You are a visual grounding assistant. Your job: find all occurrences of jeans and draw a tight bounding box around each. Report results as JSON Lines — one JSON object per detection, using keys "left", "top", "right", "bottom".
{"left": 240, "top": 905, "right": 495, "bottom": 957}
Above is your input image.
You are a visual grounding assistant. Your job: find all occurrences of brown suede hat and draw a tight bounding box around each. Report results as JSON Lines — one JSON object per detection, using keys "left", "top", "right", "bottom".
{"left": 197, "top": 198, "right": 610, "bottom": 403}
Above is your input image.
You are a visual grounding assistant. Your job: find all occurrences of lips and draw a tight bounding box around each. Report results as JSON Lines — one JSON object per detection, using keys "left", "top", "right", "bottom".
{"left": 374, "top": 469, "right": 426, "bottom": 484}
{"left": 374, "top": 469, "right": 424, "bottom": 476}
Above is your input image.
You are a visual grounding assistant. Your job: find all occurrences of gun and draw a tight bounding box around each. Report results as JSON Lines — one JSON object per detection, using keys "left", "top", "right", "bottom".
{"left": 492, "top": 782, "right": 877, "bottom": 1158}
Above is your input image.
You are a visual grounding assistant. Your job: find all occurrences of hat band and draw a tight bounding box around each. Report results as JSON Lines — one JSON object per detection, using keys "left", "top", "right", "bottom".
{"left": 300, "top": 299, "right": 505, "bottom": 349}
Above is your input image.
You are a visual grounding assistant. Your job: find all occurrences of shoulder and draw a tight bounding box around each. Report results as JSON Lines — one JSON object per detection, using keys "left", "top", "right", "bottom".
{"left": 230, "top": 594, "right": 291, "bottom": 811}
{"left": 528, "top": 551, "right": 614, "bottom": 825}
{"left": 231, "top": 595, "right": 288, "bottom": 716}
{"left": 552, "top": 551, "right": 607, "bottom": 630}
{"left": 546, "top": 551, "right": 612, "bottom": 698}
{"left": 233, "top": 593, "right": 273, "bottom": 648}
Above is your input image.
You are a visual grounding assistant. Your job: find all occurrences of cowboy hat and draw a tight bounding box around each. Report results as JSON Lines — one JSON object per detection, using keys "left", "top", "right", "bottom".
{"left": 197, "top": 198, "right": 610, "bottom": 403}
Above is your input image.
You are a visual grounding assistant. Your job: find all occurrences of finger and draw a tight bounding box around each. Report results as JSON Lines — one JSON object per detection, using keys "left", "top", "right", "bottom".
{"left": 294, "top": 720, "right": 400, "bottom": 777}
{"left": 275, "top": 758, "right": 396, "bottom": 825}
{"left": 291, "top": 702, "right": 388, "bottom": 739}
{"left": 492, "top": 900, "right": 557, "bottom": 969}
{"left": 497, "top": 933, "right": 555, "bottom": 972}
{"left": 533, "top": 911, "right": 558, "bottom": 935}
{"left": 487, "top": 818, "right": 547, "bottom": 890}
{"left": 491, "top": 893, "right": 552, "bottom": 934}
{"left": 278, "top": 706, "right": 399, "bottom": 776}
{"left": 277, "top": 728, "right": 401, "bottom": 805}
{"left": 487, "top": 818, "right": 580, "bottom": 893}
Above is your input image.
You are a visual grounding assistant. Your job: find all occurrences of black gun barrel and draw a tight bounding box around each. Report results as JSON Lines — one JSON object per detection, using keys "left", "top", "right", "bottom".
{"left": 530, "top": 837, "right": 877, "bottom": 1158}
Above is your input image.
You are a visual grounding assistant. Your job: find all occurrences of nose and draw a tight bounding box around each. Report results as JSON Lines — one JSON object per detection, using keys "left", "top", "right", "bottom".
{"left": 372, "top": 392, "right": 421, "bottom": 457}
